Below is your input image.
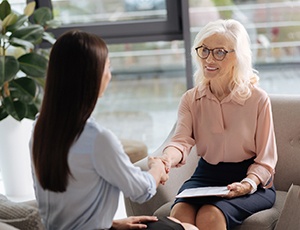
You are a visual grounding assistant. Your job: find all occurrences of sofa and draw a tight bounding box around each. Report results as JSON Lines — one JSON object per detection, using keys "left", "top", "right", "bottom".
{"left": 124, "top": 94, "right": 300, "bottom": 230}
{"left": 0, "top": 196, "right": 43, "bottom": 230}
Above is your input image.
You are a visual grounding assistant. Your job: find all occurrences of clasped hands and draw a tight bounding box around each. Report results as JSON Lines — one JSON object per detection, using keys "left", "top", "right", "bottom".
{"left": 147, "top": 155, "right": 172, "bottom": 185}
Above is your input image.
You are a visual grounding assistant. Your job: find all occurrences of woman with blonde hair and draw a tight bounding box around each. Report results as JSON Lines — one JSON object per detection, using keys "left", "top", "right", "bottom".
{"left": 158, "top": 19, "right": 277, "bottom": 230}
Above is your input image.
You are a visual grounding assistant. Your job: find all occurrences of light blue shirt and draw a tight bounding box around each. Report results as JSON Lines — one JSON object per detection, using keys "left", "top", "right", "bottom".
{"left": 30, "top": 117, "right": 156, "bottom": 230}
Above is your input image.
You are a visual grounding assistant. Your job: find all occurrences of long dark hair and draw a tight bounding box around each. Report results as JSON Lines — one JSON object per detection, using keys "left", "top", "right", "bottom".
{"left": 32, "top": 30, "right": 108, "bottom": 192}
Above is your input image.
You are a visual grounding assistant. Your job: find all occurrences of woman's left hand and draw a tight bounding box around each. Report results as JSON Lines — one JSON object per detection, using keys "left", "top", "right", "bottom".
{"left": 111, "top": 216, "right": 158, "bottom": 229}
{"left": 226, "top": 182, "right": 252, "bottom": 198}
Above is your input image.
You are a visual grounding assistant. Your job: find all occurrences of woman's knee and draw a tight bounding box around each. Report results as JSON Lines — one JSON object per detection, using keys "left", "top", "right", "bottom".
{"left": 196, "top": 205, "right": 226, "bottom": 229}
{"left": 171, "top": 202, "right": 197, "bottom": 224}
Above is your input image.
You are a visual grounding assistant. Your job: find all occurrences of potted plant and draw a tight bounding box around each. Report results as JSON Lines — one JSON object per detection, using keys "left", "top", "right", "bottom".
{"left": 0, "top": 0, "right": 58, "bottom": 121}
{"left": 0, "top": 0, "right": 59, "bottom": 197}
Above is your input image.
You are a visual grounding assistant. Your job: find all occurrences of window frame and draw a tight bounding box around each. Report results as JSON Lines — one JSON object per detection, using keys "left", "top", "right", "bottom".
{"left": 34, "top": 0, "right": 183, "bottom": 43}
{"left": 32, "top": 0, "right": 193, "bottom": 88}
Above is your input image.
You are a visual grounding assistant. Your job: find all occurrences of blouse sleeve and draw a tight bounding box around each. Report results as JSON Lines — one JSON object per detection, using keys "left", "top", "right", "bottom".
{"left": 92, "top": 129, "right": 157, "bottom": 204}
{"left": 165, "top": 91, "right": 196, "bottom": 166}
{"left": 248, "top": 96, "right": 278, "bottom": 187}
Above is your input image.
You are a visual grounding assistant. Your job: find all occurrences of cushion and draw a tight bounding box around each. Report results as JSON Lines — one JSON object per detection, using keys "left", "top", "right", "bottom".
{"left": 0, "top": 222, "right": 19, "bottom": 230}
{"left": 274, "top": 184, "right": 300, "bottom": 230}
{"left": 234, "top": 191, "right": 286, "bottom": 230}
{"left": 120, "top": 139, "right": 148, "bottom": 163}
{"left": 153, "top": 201, "right": 172, "bottom": 217}
{"left": 154, "top": 191, "right": 287, "bottom": 230}
{"left": 0, "top": 194, "right": 43, "bottom": 230}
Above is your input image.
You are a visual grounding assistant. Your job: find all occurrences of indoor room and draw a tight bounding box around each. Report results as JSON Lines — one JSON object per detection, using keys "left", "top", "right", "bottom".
{"left": 0, "top": 0, "right": 299, "bottom": 229}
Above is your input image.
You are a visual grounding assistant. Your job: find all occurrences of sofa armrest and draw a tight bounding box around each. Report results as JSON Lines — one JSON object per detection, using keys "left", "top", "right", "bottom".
{"left": 0, "top": 222, "right": 19, "bottom": 230}
{"left": 20, "top": 200, "right": 38, "bottom": 209}
{"left": 274, "top": 184, "right": 300, "bottom": 230}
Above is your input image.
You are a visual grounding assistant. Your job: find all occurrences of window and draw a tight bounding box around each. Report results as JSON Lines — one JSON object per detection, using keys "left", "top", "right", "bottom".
{"left": 38, "top": 0, "right": 185, "bottom": 44}
{"left": 26, "top": 0, "right": 300, "bottom": 152}
{"left": 189, "top": 0, "right": 300, "bottom": 95}
{"left": 51, "top": 0, "right": 167, "bottom": 24}
{"left": 33, "top": 0, "right": 190, "bottom": 152}
{"left": 7, "top": 0, "right": 26, "bottom": 12}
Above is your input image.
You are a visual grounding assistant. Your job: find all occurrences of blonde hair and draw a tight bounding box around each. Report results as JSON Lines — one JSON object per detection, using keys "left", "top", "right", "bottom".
{"left": 192, "top": 19, "right": 259, "bottom": 100}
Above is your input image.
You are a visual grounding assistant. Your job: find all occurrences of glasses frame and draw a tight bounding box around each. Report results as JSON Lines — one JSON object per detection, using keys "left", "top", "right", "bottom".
{"left": 195, "top": 45, "right": 235, "bottom": 61}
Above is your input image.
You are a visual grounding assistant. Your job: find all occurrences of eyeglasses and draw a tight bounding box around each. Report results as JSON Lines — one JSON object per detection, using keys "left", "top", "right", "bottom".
{"left": 195, "top": 45, "right": 235, "bottom": 61}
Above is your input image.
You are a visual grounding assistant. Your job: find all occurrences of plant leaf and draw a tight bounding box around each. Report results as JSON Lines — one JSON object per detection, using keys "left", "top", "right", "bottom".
{"left": 42, "top": 31, "right": 56, "bottom": 44}
{"left": 0, "top": 105, "right": 9, "bottom": 121}
{"left": 6, "top": 15, "right": 28, "bottom": 33}
{"left": 0, "top": 0, "right": 11, "bottom": 21}
{"left": 33, "top": 76, "right": 46, "bottom": 88}
{"left": 9, "top": 37, "right": 35, "bottom": 50}
{"left": 10, "top": 24, "right": 44, "bottom": 44}
{"left": 25, "top": 103, "right": 38, "bottom": 120}
{"left": 24, "top": 1, "right": 36, "bottom": 17}
{"left": 2, "top": 96, "right": 26, "bottom": 121}
{"left": 18, "top": 53, "right": 48, "bottom": 78}
{"left": 0, "top": 55, "right": 19, "bottom": 87}
{"left": 9, "top": 77, "right": 37, "bottom": 103}
{"left": 2, "top": 13, "right": 18, "bottom": 30}
{"left": 45, "top": 19, "right": 61, "bottom": 29}
{"left": 33, "top": 7, "right": 53, "bottom": 27}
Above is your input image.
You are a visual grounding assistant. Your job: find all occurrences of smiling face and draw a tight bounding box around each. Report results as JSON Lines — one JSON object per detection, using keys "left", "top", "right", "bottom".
{"left": 199, "top": 33, "right": 236, "bottom": 83}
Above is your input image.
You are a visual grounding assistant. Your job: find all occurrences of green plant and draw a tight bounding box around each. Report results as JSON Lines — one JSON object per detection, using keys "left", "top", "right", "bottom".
{"left": 0, "top": 0, "right": 58, "bottom": 121}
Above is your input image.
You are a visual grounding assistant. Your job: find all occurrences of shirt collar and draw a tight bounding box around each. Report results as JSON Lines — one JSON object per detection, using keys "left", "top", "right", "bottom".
{"left": 195, "top": 85, "right": 246, "bottom": 105}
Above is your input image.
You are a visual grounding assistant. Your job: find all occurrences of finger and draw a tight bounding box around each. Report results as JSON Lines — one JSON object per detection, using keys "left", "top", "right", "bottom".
{"left": 148, "top": 156, "right": 156, "bottom": 163}
{"left": 137, "top": 216, "right": 158, "bottom": 222}
{"left": 165, "top": 164, "right": 171, "bottom": 173}
{"left": 162, "top": 161, "right": 171, "bottom": 173}
{"left": 228, "top": 184, "right": 247, "bottom": 198}
{"left": 129, "top": 223, "right": 148, "bottom": 229}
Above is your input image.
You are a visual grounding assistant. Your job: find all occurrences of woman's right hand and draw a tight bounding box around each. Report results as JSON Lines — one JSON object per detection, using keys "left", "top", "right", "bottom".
{"left": 148, "top": 156, "right": 169, "bottom": 185}
{"left": 155, "top": 146, "right": 184, "bottom": 173}
{"left": 155, "top": 154, "right": 172, "bottom": 173}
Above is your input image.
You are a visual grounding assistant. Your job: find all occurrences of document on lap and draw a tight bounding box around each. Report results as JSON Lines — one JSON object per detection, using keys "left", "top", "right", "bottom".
{"left": 176, "top": 186, "right": 230, "bottom": 198}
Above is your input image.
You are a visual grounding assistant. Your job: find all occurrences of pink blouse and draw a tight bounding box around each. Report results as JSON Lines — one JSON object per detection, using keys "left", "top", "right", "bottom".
{"left": 166, "top": 85, "right": 277, "bottom": 187}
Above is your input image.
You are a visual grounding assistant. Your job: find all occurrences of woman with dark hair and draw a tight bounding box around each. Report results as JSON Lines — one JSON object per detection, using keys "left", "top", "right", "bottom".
{"left": 30, "top": 30, "right": 197, "bottom": 230}
{"left": 157, "top": 19, "right": 278, "bottom": 230}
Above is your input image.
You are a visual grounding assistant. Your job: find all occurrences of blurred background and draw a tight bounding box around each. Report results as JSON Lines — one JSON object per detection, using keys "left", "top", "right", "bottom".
{"left": 9, "top": 0, "right": 300, "bottom": 152}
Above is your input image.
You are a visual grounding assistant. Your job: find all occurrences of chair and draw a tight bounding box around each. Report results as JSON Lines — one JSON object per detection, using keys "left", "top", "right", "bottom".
{"left": 124, "top": 94, "right": 300, "bottom": 230}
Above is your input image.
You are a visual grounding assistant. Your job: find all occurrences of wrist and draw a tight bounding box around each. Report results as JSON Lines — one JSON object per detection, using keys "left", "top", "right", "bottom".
{"left": 241, "top": 178, "right": 257, "bottom": 194}
{"left": 163, "top": 147, "right": 183, "bottom": 166}
{"left": 110, "top": 220, "right": 118, "bottom": 230}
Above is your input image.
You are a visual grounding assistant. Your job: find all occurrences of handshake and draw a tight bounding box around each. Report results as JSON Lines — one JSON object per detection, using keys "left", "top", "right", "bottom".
{"left": 147, "top": 155, "right": 172, "bottom": 186}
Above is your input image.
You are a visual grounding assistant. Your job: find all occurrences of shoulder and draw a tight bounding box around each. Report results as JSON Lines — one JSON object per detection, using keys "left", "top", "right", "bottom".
{"left": 181, "top": 85, "right": 203, "bottom": 101}
{"left": 86, "top": 118, "right": 118, "bottom": 143}
{"left": 75, "top": 118, "right": 119, "bottom": 152}
{"left": 185, "top": 85, "right": 202, "bottom": 96}
{"left": 247, "top": 86, "right": 271, "bottom": 112}
{"left": 250, "top": 85, "right": 270, "bottom": 103}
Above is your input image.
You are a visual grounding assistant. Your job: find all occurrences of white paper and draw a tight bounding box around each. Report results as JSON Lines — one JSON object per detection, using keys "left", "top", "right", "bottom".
{"left": 176, "top": 186, "right": 230, "bottom": 198}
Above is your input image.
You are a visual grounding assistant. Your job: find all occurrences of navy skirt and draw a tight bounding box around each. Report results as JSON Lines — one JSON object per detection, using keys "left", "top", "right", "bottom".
{"left": 173, "top": 158, "right": 276, "bottom": 229}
